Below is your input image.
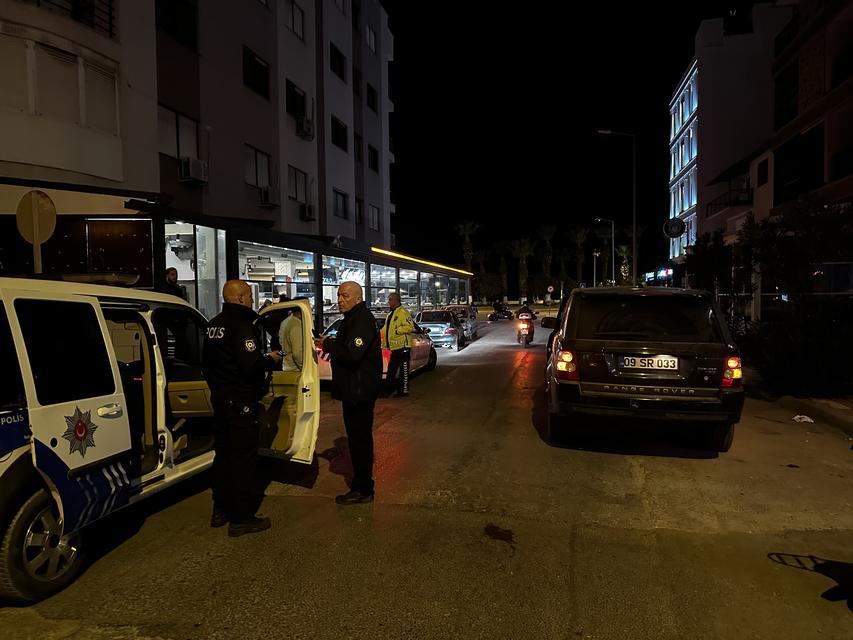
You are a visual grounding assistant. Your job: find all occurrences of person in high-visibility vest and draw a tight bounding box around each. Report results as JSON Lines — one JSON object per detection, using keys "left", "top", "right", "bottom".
{"left": 383, "top": 292, "right": 414, "bottom": 397}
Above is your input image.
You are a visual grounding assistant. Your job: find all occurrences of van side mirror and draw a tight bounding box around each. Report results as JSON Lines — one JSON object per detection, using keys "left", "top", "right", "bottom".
{"left": 541, "top": 316, "right": 557, "bottom": 329}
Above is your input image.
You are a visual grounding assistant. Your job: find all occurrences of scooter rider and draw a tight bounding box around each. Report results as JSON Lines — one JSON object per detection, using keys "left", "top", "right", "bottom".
{"left": 516, "top": 300, "right": 536, "bottom": 341}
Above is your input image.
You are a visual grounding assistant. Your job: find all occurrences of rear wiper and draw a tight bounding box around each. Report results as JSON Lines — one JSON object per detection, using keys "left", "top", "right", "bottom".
{"left": 592, "top": 331, "right": 652, "bottom": 339}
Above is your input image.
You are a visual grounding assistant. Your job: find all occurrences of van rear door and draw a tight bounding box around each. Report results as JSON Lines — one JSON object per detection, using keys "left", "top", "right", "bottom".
{"left": 3, "top": 291, "right": 135, "bottom": 534}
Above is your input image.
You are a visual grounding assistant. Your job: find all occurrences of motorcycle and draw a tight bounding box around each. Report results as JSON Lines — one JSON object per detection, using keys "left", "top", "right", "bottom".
{"left": 487, "top": 303, "right": 514, "bottom": 321}
{"left": 517, "top": 311, "right": 535, "bottom": 347}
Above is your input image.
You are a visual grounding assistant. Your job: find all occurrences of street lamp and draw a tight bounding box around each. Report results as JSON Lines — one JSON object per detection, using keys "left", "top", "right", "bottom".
{"left": 594, "top": 217, "right": 616, "bottom": 284}
{"left": 597, "top": 129, "right": 637, "bottom": 285}
{"left": 592, "top": 250, "right": 601, "bottom": 286}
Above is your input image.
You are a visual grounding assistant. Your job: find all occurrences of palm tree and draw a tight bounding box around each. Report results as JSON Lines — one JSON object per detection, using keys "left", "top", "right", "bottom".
{"left": 593, "top": 225, "right": 612, "bottom": 284}
{"left": 537, "top": 226, "right": 557, "bottom": 278}
{"left": 557, "top": 246, "right": 571, "bottom": 297}
{"left": 565, "top": 226, "right": 589, "bottom": 283}
{"left": 510, "top": 238, "right": 535, "bottom": 302}
{"left": 492, "top": 240, "right": 509, "bottom": 300}
{"left": 472, "top": 249, "right": 487, "bottom": 302}
{"left": 616, "top": 245, "right": 631, "bottom": 284}
{"left": 455, "top": 221, "right": 480, "bottom": 272}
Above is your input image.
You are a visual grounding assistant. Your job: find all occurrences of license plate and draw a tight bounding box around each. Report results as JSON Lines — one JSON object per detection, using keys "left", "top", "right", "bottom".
{"left": 520, "top": 329, "right": 529, "bottom": 335}
{"left": 619, "top": 355, "right": 678, "bottom": 370}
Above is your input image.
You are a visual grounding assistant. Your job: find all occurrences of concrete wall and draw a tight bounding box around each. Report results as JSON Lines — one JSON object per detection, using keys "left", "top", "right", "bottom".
{"left": 0, "top": 0, "right": 158, "bottom": 193}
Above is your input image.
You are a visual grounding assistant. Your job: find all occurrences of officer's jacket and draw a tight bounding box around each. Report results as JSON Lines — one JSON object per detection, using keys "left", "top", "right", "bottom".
{"left": 202, "top": 302, "right": 276, "bottom": 404}
{"left": 322, "top": 301, "right": 382, "bottom": 403}
{"left": 382, "top": 305, "right": 414, "bottom": 350}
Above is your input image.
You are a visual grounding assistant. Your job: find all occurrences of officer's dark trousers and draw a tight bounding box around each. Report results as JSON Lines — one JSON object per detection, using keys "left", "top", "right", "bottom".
{"left": 342, "top": 400, "right": 375, "bottom": 495}
{"left": 212, "top": 403, "right": 260, "bottom": 523}
{"left": 386, "top": 347, "right": 411, "bottom": 395}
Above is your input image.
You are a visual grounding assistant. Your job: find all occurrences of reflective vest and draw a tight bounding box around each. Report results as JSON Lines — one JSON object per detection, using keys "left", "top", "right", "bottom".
{"left": 383, "top": 306, "right": 414, "bottom": 350}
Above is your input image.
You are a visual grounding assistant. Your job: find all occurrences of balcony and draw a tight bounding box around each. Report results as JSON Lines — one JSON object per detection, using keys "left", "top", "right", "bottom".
{"left": 705, "top": 189, "right": 753, "bottom": 218}
{"left": 23, "top": 0, "right": 116, "bottom": 39}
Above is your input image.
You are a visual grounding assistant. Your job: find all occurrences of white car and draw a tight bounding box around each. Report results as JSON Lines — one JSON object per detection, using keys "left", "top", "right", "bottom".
{"left": 316, "top": 316, "right": 437, "bottom": 381}
{"left": 441, "top": 304, "right": 479, "bottom": 340}
{"left": 0, "top": 279, "right": 319, "bottom": 602}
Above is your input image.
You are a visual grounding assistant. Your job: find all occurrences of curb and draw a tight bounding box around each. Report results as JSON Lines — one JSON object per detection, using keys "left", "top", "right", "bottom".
{"left": 777, "top": 396, "right": 853, "bottom": 439}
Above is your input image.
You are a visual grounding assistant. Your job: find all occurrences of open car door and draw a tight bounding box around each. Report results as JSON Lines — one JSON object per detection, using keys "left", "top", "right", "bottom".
{"left": 2, "top": 291, "right": 135, "bottom": 535}
{"left": 257, "top": 299, "right": 320, "bottom": 464}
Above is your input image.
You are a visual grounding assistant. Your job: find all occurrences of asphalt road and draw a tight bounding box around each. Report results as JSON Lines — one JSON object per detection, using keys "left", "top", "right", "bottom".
{"left": 3, "top": 319, "right": 853, "bottom": 639}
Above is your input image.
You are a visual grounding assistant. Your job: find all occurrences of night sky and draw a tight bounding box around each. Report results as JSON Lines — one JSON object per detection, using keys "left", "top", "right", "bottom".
{"left": 383, "top": 1, "right": 753, "bottom": 281}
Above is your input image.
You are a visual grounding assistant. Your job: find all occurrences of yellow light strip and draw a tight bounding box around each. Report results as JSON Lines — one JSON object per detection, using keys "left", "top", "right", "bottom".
{"left": 370, "top": 247, "right": 473, "bottom": 276}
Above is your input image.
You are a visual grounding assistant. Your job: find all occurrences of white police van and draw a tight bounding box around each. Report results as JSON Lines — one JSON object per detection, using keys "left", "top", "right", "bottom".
{"left": 0, "top": 277, "right": 319, "bottom": 602}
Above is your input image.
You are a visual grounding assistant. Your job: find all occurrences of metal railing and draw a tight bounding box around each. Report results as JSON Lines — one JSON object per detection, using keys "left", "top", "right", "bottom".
{"left": 705, "top": 188, "right": 753, "bottom": 218}
{"left": 25, "top": 0, "right": 116, "bottom": 39}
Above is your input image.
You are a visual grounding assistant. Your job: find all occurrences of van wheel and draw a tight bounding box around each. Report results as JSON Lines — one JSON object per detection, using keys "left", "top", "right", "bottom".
{"left": 709, "top": 423, "right": 735, "bottom": 452}
{"left": 0, "top": 489, "right": 85, "bottom": 603}
{"left": 424, "top": 348, "right": 437, "bottom": 371}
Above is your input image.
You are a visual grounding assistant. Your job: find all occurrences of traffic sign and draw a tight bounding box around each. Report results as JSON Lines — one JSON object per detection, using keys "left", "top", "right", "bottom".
{"left": 663, "top": 217, "right": 686, "bottom": 239}
{"left": 16, "top": 190, "right": 57, "bottom": 273}
{"left": 547, "top": 285, "right": 554, "bottom": 293}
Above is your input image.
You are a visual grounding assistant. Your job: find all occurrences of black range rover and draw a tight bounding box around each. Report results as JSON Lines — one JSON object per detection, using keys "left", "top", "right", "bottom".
{"left": 542, "top": 287, "right": 744, "bottom": 451}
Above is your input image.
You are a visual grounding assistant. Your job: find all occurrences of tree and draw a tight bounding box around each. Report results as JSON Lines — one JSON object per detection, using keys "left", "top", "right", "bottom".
{"left": 492, "top": 240, "right": 509, "bottom": 300}
{"left": 455, "top": 221, "right": 480, "bottom": 273}
{"left": 565, "top": 226, "right": 588, "bottom": 283}
{"left": 537, "top": 226, "right": 557, "bottom": 278}
{"left": 593, "top": 225, "right": 612, "bottom": 284}
{"left": 471, "top": 249, "right": 488, "bottom": 302}
{"left": 616, "top": 245, "right": 630, "bottom": 284}
{"left": 510, "top": 238, "right": 535, "bottom": 302}
{"left": 557, "top": 246, "right": 571, "bottom": 296}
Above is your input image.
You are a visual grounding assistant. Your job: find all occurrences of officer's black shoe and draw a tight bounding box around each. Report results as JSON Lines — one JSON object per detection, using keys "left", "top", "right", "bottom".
{"left": 210, "top": 509, "right": 228, "bottom": 528}
{"left": 227, "top": 516, "right": 271, "bottom": 537}
{"left": 335, "top": 490, "right": 375, "bottom": 505}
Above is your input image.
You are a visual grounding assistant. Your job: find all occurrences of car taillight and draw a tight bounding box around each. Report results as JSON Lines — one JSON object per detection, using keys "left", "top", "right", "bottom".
{"left": 721, "top": 356, "right": 743, "bottom": 388}
{"left": 444, "top": 328, "right": 457, "bottom": 335}
{"left": 555, "top": 350, "right": 579, "bottom": 380}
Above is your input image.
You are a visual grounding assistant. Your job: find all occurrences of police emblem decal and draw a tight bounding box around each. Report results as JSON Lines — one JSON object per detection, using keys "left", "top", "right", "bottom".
{"left": 62, "top": 406, "right": 98, "bottom": 458}
{"left": 354, "top": 337, "right": 364, "bottom": 347}
{"left": 245, "top": 339, "right": 257, "bottom": 352}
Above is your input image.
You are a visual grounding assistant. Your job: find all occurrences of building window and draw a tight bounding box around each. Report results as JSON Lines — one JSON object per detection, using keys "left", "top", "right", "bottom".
{"left": 366, "top": 25, "right": 376, "bottom": 53}
{"left": 353, "top": 66, "right": 362, "bottom": 96}
{"left": 757, "top": 158, "right": 769, "bottom": 186}
{"left": 158, "top": 105, "right": 198, "bottom": 159}
{"left": 352, "top": 2, "right": 360, "bottom": 31}
{"left": 333, "top": 190, "right": 349, "bottom": 218}
{"left": 288, "top": 165, "right": 307, "bottom": 203}
{"left": 285, "top": 79, "right": 307, "bottom": 118}
{"left": 335, "top": 0, "right": 346, "bottom": 14}
{"left": 285, "top": 0, "right": 305, "bottom": 40}
{"left": 243, "top": 46, "right": 270, "bottom": 98}
{"left": 331, "top": 116, "right": 348, "bottom": 152}
{"left": 155, "top": 0, "right": 197, "bottom": 50}
{"left": 244, "top": 144, "right": 270, "bottom": 188}
{"left": 355, "top": 198, "right": 364, "bottom": 224}
{"left": 366, "top": 83, "right": 378, "bottom": 112}
{"left": 330, "top": 43, "right": 347, "bottom": 83}
{"left": 354, "top": 133, "right": 363, "bottom": 162}
{"left": 368, "top": 144, "right": 379, "bottom": 172}
{"left": 368, "top": 204, "right": 380, "bottom": 231}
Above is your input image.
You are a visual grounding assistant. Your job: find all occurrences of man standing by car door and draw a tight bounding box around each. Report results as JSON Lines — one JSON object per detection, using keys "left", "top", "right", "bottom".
{"left": 315, "top": 281, "right": 382, "bottom": 505}
{"left": 383, "top": 292, "right": 414, "bottom": 397}
{"left": 203, "top": 279, "right": 282, "bottom": 536}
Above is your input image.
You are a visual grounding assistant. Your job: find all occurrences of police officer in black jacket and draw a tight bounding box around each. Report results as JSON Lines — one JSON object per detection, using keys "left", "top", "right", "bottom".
{"left": 202, "top": 279, "right": 282, "bottom": 536}
{"left": 315, "top": 281, "right": 382, "bottom": 504}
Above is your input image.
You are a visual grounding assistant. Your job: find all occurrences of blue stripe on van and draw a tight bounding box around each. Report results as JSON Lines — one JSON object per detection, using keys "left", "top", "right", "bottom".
{"left": 0, "top": 408, "right": 30, "bottom": 457}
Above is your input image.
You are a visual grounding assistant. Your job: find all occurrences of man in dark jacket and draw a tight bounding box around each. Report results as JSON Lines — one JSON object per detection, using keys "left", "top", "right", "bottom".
{"left": 163, "top": 267, "right": 188, "bottom": 301}
{"left": 203, "top": 279, "right": 282, "bottom": 536}
{"left": 316, "top": 281, "right": 382, "bottom": 504}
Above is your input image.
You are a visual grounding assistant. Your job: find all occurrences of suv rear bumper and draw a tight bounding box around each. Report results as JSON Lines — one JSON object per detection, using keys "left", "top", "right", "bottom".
{"left": 549, "top": 380, "right": 744, "bottom": 424}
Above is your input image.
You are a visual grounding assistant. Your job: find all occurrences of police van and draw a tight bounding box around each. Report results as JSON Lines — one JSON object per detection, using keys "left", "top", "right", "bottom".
{"left": 0, "top": 277, "right": 319, "bottom": 602}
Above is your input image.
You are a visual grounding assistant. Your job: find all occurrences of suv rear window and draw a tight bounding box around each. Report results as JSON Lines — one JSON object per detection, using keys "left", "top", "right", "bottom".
{"left": 574, "top": 295, "right": 723, "bottom": 343}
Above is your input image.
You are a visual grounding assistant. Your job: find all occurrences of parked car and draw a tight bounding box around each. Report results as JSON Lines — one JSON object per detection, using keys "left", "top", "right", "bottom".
{"left": 542, "top": 287, "right": 744, "bottom": 451}
{"left": 0, "top": 279, "right": 320, "bottom": 602}
{"left": 415, "top": 310, "right": 466, "bottom": 350}
{"left": 316, "top": 316, "right": 437, "bottom": 381}
{"left": 442, "top": 304, "right": 479, "bottom": 341}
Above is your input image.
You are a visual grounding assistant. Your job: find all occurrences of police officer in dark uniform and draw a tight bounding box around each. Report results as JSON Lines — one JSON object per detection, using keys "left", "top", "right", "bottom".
{"left": 202, "top": 279, "right": 282, "bottom": 536}
{"left": 315, "top": 281, "right": 382, "bottom": 504}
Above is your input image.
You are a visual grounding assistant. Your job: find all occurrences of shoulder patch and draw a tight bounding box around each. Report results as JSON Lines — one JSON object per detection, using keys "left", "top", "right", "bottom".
{"left": 244, "top": 339, "right": 257, "bottom": 352}
{"left": 354, "top": 337, "right": 364, "bottom": 347}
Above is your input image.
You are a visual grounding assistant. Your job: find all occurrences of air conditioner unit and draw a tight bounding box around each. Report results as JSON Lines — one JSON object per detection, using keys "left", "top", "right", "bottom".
{"left": 296, "top": 116, "right": 314, "bottom": 139}
{"left": 299, "top": 203, "right": 316, "bottom": 221}
{"left": 179, "top": 157, "right": 208, "bottom": 183}
{"left": 259, "top": 186, "right": 278, "bottom": 207}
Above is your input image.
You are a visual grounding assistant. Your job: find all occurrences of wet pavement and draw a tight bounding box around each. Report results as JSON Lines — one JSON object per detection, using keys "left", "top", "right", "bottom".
{"left": 3, "top": 319, "right": 853, "bottom": 639}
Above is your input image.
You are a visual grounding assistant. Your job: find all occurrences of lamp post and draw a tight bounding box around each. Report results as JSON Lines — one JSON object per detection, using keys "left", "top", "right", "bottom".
{"left": 597, "top": 129, "right": 637, "bottom": 285}
{"left": 592, "top": 250, "right": 601, "bottom": 287}
{"left": 594, "top": 217, "right": 616, "bottom": 284}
